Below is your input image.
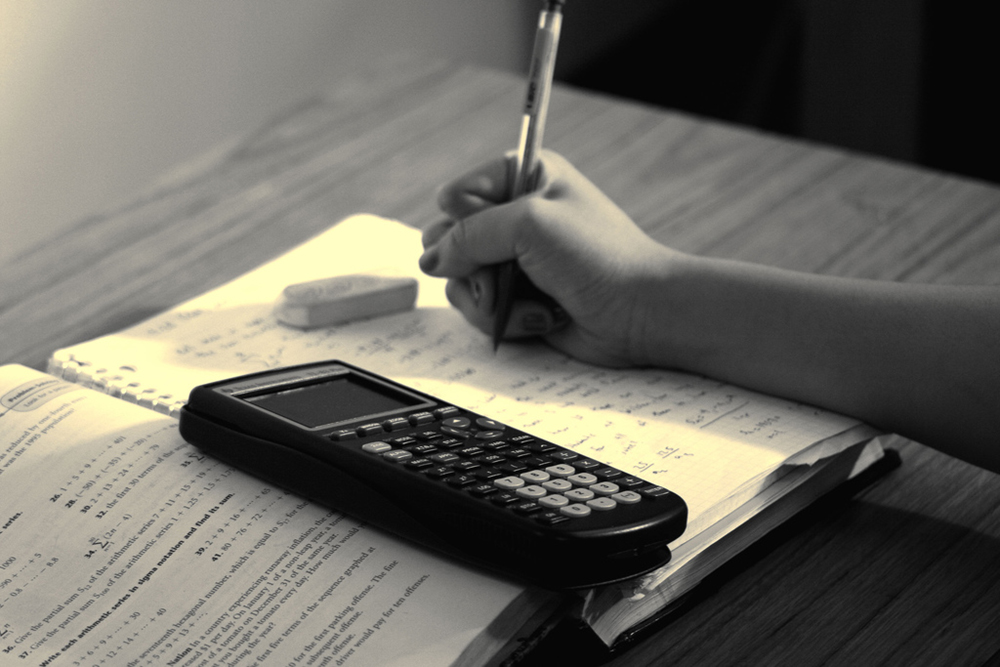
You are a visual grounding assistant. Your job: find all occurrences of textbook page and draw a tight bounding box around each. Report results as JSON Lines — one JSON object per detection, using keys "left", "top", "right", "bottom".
{"left": 0, "top": 365, "right": 538, "bottom": 667}
{"left": 48, "top": 215, "right": 868, "bottom": 534}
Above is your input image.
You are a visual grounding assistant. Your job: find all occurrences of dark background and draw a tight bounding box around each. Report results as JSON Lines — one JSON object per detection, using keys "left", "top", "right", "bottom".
{"left": 555, "top": 0, "right": 998, "bottom": 185}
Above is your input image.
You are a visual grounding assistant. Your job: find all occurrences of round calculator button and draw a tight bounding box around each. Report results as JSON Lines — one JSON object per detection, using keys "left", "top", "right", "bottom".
{"left": 515, "top": 485, "right": 547, "bottom": 499}
{"left": 440, "top": 425, "right": 471, "bottom": 438}
{"left": 612, "top": 490, "right": 642, "bottom": 504}
{"left": 568, "top": 472, "right": 599, "bottom": 486}
{"left": 590, "top": 482, "right": 620, "bottom": 496}
{"left": 542, "top": 479, "right": 572, "bottom": 493}
{"left": 520, "top": 470, "right": 550, "bottom": 483}
{"left": 539, "top": 494, "right": 569, "bottom": 509}
{"left": 564, "top": 488, "right": 595, "bottom": 502}
{"left": 545, "top": 464, "right": 576, "bottom": 478}
{"left": 494, "top": 476, "right": 525, "bottom": 490}
{"left": 586, "top": 497, "right": 617, "bottom": 512}
{"left": 475, "top": 430, "right": 506, "bottom": 440}
{"left": 442, "top": 416, "right": 472, "bottom": 429}
{"left": 475, "top": 417, "right": 505, "bottom": 430}
{"left": 560, "top": 504, "right": 591, "bottom": 518}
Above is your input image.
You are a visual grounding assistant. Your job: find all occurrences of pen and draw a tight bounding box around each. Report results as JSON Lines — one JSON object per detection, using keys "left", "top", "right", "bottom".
{"left": 492, "top": 0, "right": 565, "bottom": 350}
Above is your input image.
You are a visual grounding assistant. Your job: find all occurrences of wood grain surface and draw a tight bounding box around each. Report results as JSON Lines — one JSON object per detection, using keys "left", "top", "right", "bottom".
{"left": 2, "top": 54, "right": 998, "bottom": 666}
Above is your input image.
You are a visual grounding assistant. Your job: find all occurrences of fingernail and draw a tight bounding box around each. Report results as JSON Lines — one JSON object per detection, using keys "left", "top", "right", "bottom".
{"left": 521, "top": 311, "right": 552, "bottom": 334}
{"left": 419, "top": 247, "right": 440, "bottom": 273}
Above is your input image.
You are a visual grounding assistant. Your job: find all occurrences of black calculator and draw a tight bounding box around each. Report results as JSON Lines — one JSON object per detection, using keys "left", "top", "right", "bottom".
{"left": 178, "top": 360, "right": 687, "bottom": 589}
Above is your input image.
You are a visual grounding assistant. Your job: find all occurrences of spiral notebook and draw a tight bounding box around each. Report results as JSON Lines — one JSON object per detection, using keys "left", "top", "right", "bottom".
{"left": 45, "top": 214, "right": 892, "bottom": 647}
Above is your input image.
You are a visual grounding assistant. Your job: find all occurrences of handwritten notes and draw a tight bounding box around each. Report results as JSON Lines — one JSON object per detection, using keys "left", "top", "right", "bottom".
{"left": 48, "top": 215, "right": 864, "bottom": 530}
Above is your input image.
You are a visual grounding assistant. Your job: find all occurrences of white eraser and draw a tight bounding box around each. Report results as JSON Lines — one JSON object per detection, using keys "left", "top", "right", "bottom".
{"left": 274, "top": 274, "right": 418, "bottom": 329}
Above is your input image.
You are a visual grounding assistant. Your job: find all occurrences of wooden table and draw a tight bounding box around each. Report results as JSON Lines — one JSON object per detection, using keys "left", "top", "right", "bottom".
{"left": 3, "top": 55, "right": 999, "bottom": 666}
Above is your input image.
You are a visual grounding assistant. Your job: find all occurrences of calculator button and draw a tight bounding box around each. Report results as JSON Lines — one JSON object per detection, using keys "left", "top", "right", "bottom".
{"left": 490, "top": 491, "right": 520, "bottom": 506}
{"left": 434, "top": 406, "right": 460, "bottom": 418}
{"left": 520, "top": 470, "right": 550, "bottom": 483}
{"left": 430, "top": 452, "right": 460, "bottom": 464}
{"left": 453, "top": 461, "right": 481, "bottom": 472}
{"left": 475, "top": 417, "right": 505, "bottom": 430}
{"left": 641, "top": 486, "right": 671, "bottom": 498}
{"left": 565, "top": 488, "right": 595, "bottom": 502}
{"left": 435, "top": 438, "right": 465, "bottom": 449}
{"left": 590, "top": 482, "right": 620, "bottom": 496}
{"left": 357, "top": 423, "right": 384, "bottom": 436}
{"left": 382, "top": 417, "right": 410, "bottom": 432}
{"left": 549, "top": 451, "right": 579, "bottom": 463}
{"left": 497, "top": 461, "right": 530, "bottom": 474}
{"left": 593, "top": 467, "right": 623, "bottom": 480}
{"left": 423, "top": 466, "right": 455, "bottom": 479}
{"left": 511, "top": 501, "right": 543, "bottom": 515}
{"left": 617, "top": 476, "right": 646, "bottom": 489}
{"left": 503, "top": 448, "right": 532, "bottom": 459}
{"left": 545, "top": 464, "right": 576, "bottom": 478}
{"left": 478, "top": 454, "right": 506, "bottom": 466}
{"left": 361, "top": 441, "right": 392, "bottom": 454}
{"left": 572, "top": 458, "right": 600, "bottom": 470}
{"left": 446, "top": 474, "right": 478, "bottom": 487}
{"left": 414, "top": 430, "right": 444, "bottom": 441}
{"left": 440, "top": 425, "right": 471, "bottom": 438}
{"left": 467, "top": 483, "right": 498, "bottom": 497}
{"left": 442, "top": 416, "right": 472, "bottom": 429}
{"left": 534, "top": 511, "right": 570, "bottom": 526}
{"left": 524, "top": 441, "right": 557, "bottom": 454}
{"left": 612, "top": 490, "right": 642, "bottom": 504}
{"left": 538, "top": 494, "right": 569, "bottom": 509}
{"left": 586, "top": 497, "right": 617, "bottom": 512}
{"left": 542, "top": 479, "right": 573, "bottom": 493}
{"left": 382, "top": 450, "right": 412, "bottom": 463}
{"left": 475, "top": 430, "right": 506, "bottom": 440}
{"left": 456, "top": 446, "right": 485, "bottom": 458}
{"left": 404, "top": 458, "right": 433, "bottom": 469}
{"left": 408, "top": 444, "right": 438, "bottom": 456}
{"left": 329, "top": 429, "right": 358, "bottom": 441}
{"left": 560, "top": 504, "right": 591, "bottom": 518}
{"left": 473, "top": 467, "right": 502, "bottom": 481}
{"left": 408, "top": 411, "right": 435, "bottom": 426}
{"left": 494, "top": 476, "right": 525, "bottom": 490}
{"left": 515, "top": 485, "right": 547, "bottom": 499}
{"left": 390, "top": 435, "right": 418, "bottom": 447}
{"left": 479, "top": 440, "right": 510, "bottom": 452}
{"left": 568, "top": 473, "right": 599, "bottom": 486}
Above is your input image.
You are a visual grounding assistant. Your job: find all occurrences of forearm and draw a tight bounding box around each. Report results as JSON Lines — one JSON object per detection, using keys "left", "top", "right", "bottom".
{"left": 638, "top": 254, "right": 1000, "bottom": 472}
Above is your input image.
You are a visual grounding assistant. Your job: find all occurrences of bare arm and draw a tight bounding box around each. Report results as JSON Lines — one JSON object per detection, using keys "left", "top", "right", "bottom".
{"left": 420, "top": 152, "right": 1000, "bottom": 473}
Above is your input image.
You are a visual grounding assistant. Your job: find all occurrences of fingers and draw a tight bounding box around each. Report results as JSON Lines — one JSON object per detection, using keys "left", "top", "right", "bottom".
{"left": 436, "top": 156, "right": 514, "bottom": 220}
{"left": 444, "top": 274, "right": 568, "bottom": 340}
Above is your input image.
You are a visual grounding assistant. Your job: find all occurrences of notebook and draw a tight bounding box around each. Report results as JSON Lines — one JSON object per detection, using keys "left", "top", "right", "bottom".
{"left": 35, "top": 214, "right": 891, "bottom": 651}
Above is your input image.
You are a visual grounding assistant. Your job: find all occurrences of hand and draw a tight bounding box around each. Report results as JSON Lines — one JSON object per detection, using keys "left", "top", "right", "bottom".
{"left": 419, "top": 151, "right": 674, "bottom": 366}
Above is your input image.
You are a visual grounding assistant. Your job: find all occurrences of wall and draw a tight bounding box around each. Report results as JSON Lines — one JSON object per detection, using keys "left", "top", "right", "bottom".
{"left": 0, "top": 1, "right": 533, "bottom": 264}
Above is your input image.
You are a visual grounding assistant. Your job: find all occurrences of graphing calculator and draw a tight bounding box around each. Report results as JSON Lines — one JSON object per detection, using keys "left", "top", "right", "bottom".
{"left": 178, "top": 360, "right": 687, "bottom": 589}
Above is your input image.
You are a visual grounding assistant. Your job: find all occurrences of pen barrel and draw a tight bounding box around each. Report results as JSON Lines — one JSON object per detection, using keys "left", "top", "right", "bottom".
{"left": 512, "top": 8, "right": 562, "bottom": 198}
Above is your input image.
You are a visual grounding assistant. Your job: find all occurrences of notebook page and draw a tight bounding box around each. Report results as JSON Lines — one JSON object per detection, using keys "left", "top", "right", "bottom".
{"left": 49, "top": 215, "right": 865, "bottom": 530}
{"left": 0, "top": 364, "right": 535, "bottom": 667}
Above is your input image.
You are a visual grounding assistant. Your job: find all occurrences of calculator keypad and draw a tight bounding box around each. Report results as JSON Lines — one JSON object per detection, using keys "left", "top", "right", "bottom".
{"left": 346, "top": 406, "right": 669, "bottom": 525}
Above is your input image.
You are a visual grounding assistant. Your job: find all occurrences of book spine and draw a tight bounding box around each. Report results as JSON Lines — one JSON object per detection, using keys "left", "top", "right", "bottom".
{"left": 47, "top": 350, "right": 186, "bottom": 418}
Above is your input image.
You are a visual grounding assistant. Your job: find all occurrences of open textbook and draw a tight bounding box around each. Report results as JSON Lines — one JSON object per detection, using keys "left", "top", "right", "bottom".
{"left": 0, "top": 365, "right": 556, "bottom": 667}
{"left": 29, "top": 214, "right": 892, "bottom": 652}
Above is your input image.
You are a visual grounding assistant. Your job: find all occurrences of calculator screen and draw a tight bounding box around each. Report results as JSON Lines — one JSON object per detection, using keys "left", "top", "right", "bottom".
{"left": 246, "top": 373, "right": 427, "bottom": 428}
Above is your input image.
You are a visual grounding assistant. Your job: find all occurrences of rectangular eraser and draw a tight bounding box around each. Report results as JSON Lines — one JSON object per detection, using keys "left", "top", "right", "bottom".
{"left": 274, "top": 274, "right": 418, "bottom": 329}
